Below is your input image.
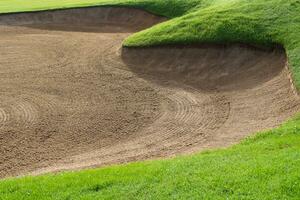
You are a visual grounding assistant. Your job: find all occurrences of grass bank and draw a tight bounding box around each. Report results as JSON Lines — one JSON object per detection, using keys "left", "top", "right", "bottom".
{"left": 1, "top": 116, "right": 300, "bottom": 199}
{"left": 0, "top": 0, "right": 300, "bottom": 199}
{"left": 1, "top": 0, "right": 299, "bottom": 88}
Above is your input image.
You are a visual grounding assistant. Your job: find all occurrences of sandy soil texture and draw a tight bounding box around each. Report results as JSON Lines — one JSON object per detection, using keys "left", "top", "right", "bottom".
{"left": 0, "top": 7, "right": 299, "bottom": 178}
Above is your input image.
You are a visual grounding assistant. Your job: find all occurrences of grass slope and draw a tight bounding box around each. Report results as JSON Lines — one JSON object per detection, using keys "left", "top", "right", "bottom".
{"left": 1, "top": 117, "right": 300, "bottom": 199}
{"left": 1, "top": 0, "right": 299, "bottom": 87}
{"left": 0, "top": 0, "right": 300, "bottom": 199}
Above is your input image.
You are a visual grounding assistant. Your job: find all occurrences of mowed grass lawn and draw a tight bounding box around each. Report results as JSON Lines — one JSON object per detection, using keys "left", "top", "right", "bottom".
{"left": 1, "top": 117, "right": 300, "bottom": 199}
{"left": 0, "top": 0, "right": 300, "bottom": 199}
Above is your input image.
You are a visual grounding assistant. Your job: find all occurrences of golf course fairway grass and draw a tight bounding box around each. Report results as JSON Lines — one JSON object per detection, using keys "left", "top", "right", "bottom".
{"left": 0, "top": 0, "right": 299, "bottom": 199}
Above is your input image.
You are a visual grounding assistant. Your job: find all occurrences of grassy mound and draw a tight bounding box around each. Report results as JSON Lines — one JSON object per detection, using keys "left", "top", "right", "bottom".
{"left": 1, "top": 0, "right": 299, "bottom": 88}
{"left": 0, "top": 0, "right": 300, "bottom": 199}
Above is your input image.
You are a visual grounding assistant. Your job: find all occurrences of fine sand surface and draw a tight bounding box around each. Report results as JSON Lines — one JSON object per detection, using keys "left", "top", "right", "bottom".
{"left": 0, "top": 7, "right": 299, "bottom": 178}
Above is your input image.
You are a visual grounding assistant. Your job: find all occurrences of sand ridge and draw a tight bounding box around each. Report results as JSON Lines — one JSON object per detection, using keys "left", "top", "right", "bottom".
{"left": 0, "top": 7, "right": 299, "bottom": 178}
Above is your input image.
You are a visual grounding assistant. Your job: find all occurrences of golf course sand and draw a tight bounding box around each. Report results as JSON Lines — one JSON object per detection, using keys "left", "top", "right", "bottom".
{"left": 0, "top": 7, "right": 299, "bottom": 178}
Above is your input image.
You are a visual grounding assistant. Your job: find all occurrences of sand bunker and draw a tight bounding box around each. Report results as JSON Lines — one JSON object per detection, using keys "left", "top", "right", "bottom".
{"left": 0, "top": 7, "right": 299, "bottom": 178}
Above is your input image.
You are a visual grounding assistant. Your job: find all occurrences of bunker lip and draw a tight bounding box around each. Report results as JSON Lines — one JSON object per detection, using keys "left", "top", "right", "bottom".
{"left": 0, "top": 7, "right": 299, "bottom": 178}
{"left": 0, "top": 6, "right": 166, "bottom": 28}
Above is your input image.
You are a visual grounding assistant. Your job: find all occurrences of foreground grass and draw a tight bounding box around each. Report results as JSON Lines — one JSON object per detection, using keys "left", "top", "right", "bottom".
{"left": 1, "top": 116, "right": 300, "bottom": 199}
{"left": 0, "top": 0, "right": 300, "bottom": 199}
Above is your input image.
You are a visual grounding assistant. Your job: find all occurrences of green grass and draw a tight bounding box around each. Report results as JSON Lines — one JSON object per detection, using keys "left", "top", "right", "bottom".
{"left": 1, "top": 117, "right": 300, "bottom": 199}
{"left": 1, "top": 0, "right": 299, "bottom": 87}
{"left": 0, "top": 0, "right": 300, "bottom": 199}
